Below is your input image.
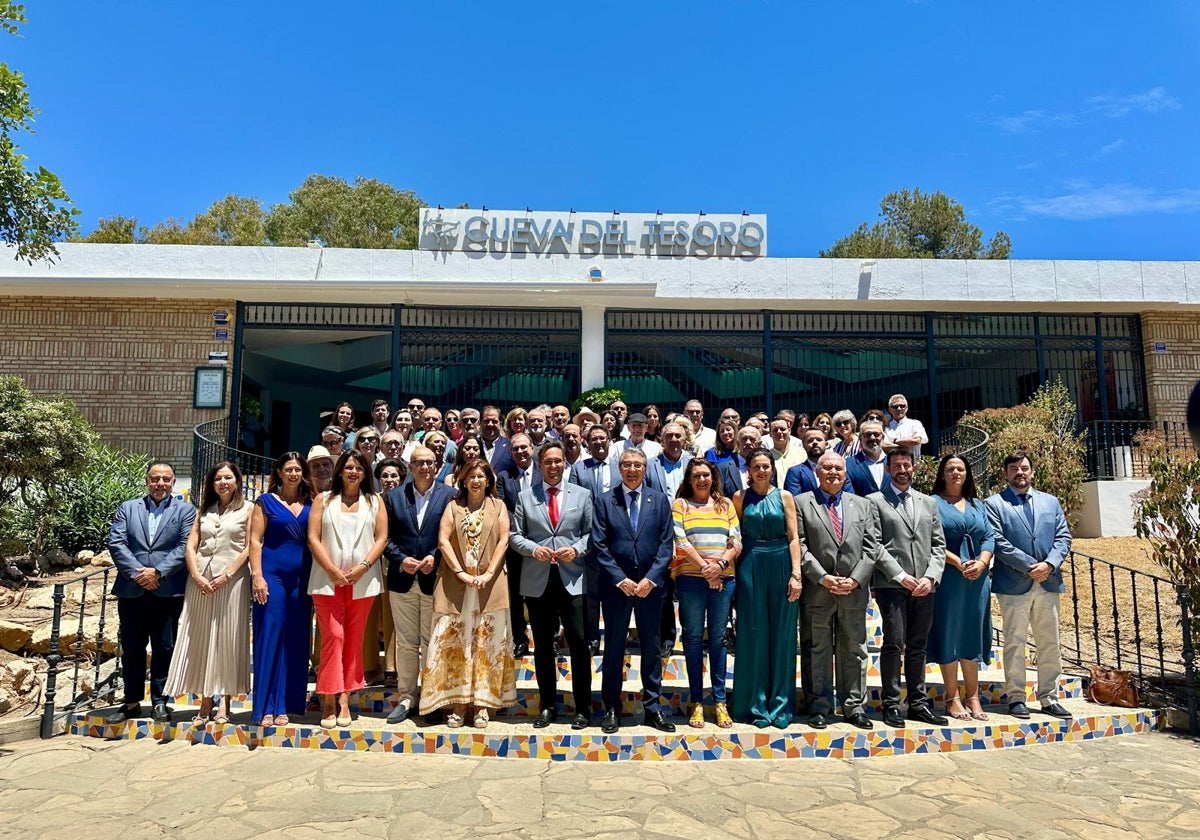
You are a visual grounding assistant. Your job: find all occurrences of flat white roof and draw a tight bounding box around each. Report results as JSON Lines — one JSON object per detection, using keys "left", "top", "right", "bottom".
{"left": 2, "top": 244, "right": 1198, "bottom": 312}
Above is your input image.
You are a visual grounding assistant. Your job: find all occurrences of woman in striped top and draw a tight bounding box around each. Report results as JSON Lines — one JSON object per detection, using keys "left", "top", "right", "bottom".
{"left": 672, "top": 458, "right": 742, "bottom": 729}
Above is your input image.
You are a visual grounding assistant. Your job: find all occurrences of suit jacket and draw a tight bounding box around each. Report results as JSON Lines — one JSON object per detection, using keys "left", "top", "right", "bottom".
{"left": 383, "top": 481, "right": 457, "bottom": 596}
{"left": 846, "top": 451, "right": 891, "bottom": 496}
{"left": 985, "top": 486, "right": 1072, "bottom": 595}
{"left": 509, "top": 482, "right": 593, "bottom": 597}
{"left": 784, "top": 460, "right": 820, "bottom": 497}
{"left": 592, "top": 483, "right": 674, "bottom": 592}
{"left": 108, "top": 496, "right": 196, "bottom": 598}
{"left": 797, "top": 490, "right": 879, "bottom": 591}
{"left": 497, "top": 464, "right": 543, "bottom": 512}
{"left": 654, "top": 451, "right": 692, "bottom": 500}
{"left": 868, "top": 486, "right": 945, "bottom": 588}
{"left": 482, "top": 435, "right": 515, "bottom": 475}
{"left": 717, "top": 456, "right": 777, "bottom": 496}
{"left": 571, "top": 454, "right": 666, "bottom": 496}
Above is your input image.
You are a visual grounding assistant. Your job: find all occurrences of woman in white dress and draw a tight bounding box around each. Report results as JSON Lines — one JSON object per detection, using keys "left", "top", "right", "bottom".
{"left": 165, "top": 461, "right": 252, "bottom": 725}
{"left": 307, "top": 450, "right": 388, "bottom": 728}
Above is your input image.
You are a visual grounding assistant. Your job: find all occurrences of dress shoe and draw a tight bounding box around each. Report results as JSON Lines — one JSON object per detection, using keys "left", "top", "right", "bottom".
{"left": 386, "top": 700, "right": 412, "bottom": 725}
{"left": 809, "top": 713, "right": 828, "bottom": 729}
{"left": 645, "top": 710, "right": 676, "bottom": 733}
{"left": 660, "top": 640, "right": 675, "bottom": 659}
{"left": 513, "top": 640, "right": 530, "bottom": 658}
{"left": 589, "top": 640, "right": 601, "bottom": 657}
{"left": 1041, "top": 701, "right": 1073, "bottom": 719}
{"left": 882, "top": 707, "right": 906, "bottom": 728}
{"left": 105, "top": 704, "right": 141, "bottom": 725}
{"left": 1008, "top": 702, "right": 1032, "bottom": 719}
{"left": 845, "top": 711, "right": 874, "bottom": 730}
{"left": 907, "top": 705, "right": 949, "bottom": 726}
{"left": 151, "top": 703, "right": 172, "bottom": 723}
{"left": 570, "top": 713, "right": 589, "bottom": 730}
{"left": 532, "top": 709, "right": 557, "bottom": 729}
{"left": 601, "top": 709, "right": 619, "bottom": 734}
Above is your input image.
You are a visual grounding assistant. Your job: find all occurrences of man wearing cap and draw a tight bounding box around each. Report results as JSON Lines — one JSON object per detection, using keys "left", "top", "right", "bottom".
{"left": 608, "top": 412, "right": 663, "bottom": 463}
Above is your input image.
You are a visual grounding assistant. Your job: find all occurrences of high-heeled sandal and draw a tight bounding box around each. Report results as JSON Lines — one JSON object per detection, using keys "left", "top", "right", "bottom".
{"left": 965, "top": 696, "right": 989, "bottom": 721}
{"left": 688, "top": 704, "right": 705, "bottom": 729}
{"left": 946, "top": 697, "right": 972, "bottom": 721}
{"left": 714, "top": 703, "right": 733, "bottom": 729}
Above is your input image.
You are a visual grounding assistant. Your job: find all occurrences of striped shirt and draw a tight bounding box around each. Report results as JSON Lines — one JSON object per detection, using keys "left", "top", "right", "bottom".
{"left": 671, "top": 498, "right": 741, "bottom": 579}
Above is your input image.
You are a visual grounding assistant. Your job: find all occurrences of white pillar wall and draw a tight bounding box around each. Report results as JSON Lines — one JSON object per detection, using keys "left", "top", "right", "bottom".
{"left": 580, "top": 305, "right": 606, "bottom": 390}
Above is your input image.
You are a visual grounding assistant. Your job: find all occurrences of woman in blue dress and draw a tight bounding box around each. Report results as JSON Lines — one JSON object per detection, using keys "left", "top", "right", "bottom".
{"left": 248, "top": 451, "right": 314, "bottom": 728}
{"left": 730, "top": 450, "right": 803, "bottom": 729}
{"left": 928, "top": 455, "right": 996, "bottom": 722}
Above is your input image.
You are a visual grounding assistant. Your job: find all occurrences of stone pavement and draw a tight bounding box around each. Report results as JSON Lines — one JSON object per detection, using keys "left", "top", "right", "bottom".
{"left": 1, "top": 731, "right": 1199, "bottom": 839}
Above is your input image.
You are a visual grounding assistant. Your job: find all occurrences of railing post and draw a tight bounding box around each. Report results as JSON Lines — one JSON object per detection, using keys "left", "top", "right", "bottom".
{"left": 1178, "top": 586, "right": 1198, "bottom": 737}
{"left": 39, "top": 583, "right": 65, "bottom": 739}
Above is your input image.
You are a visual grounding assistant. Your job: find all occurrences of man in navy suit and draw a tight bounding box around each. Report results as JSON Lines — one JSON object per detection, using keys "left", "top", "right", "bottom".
{"left": 717, "top": 426, "right": 772, "bottom": 495}
{"left": 985, "top": 452, "right": 1074, "bottom": 720}
{"left": 784, "top": 428, "right": 838, "bottom": 497}
{"left": 571, "top": 424, "right": 616, "bottom": 653}
{"left": 106, "top": 461, "right": 196, "bottom": 724}
{"left": 593, "top": 448, "right": 676, "bottom": 733}
{"left": 846, "top": 420, "right": 890, "bottom": 496}
{"left": 383, "top": 446, "right": 457, "bottom": 724}
{"left": 497, "top": 433, "right": 540, "bottom": 657}
{"left": 479, "top": 405, "right": 515, "bottom": 474}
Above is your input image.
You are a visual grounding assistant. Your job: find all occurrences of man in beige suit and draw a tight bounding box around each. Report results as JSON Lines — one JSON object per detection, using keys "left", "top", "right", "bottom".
{"left": 797, "top": 451, "right": 880, "bottom": 730}
{"left": 869, "top": 449, "right": 948, "bottom": 728}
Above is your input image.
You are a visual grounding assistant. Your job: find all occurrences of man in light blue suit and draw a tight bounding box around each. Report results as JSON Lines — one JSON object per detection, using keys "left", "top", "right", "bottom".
{"left": 846, "top": 420, "right": 890, "bottom": 496}
{"left": 985, "top": 451, "right": 1073, "bottom": 720}
{"left": 511, "top": 441, "right": 594, "bottom": 729}
{"left": 106, "top": 461, "right": 196, "bottom": 724}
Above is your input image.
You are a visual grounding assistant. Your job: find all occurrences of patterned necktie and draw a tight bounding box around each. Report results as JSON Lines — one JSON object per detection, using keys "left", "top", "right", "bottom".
{"left": 628, "top": 489, "right": 639, "bottom": 531}
{"left": 547, "top": 486, "right": 560, "bottom": 529}
{"left": 1019, "top": 493, "right": 1035, "bottom": 530}
{"left": 828, "top": 496, "right": 843, "bottom": 543}
{"left": 899, "top": 490, "right": 913, "bottom": 525}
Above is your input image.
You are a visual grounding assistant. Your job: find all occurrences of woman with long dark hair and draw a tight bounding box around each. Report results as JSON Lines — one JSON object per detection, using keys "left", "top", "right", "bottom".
{"left": 928, "top": 454, "right": 996, "bottom": 721}
{"left": 165, "top": 460, "right": 252, "bottom": 725}
{"left": 248, "top": 451, "right": 314, "bottom": 728}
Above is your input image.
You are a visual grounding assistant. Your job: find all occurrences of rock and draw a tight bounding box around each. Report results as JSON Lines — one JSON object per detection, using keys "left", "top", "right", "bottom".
{"left": 0, "top": 659, "right": 45, "bottom": 712}
{"left": 0, "top": 688, "right": 11, "bottom": 715}
{"left": 26, "top": 615, "right": 118, "bottom": 656}
{"left": 0, "top": 620, "right": 34, "bottom": 653}
{"left": 44, "top": 548, "right": 74, "bottom": 568}
{"left": 4, "top": 564, "right": 26, "bottom": 585}
{"left": 25, "top": 584, "right": 107, "bottom": 611}
{"left": 8, "top": 554, "right": 35, "bottom": 573}
{"left": 89, "top": 550, "right": 113, "bottom": 568}
{"left": 75, "top": 550, "right": 95, "bottom": 566}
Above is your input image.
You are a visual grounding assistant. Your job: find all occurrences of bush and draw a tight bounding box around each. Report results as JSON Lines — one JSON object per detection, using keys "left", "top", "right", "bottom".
{"left": 571, "top": 387, "right": 625, "bottom": 416}
{"left": 960, "top": 377, "right": 1087, "bottom": 529}
{"left": 49, "top": 441, "right": 150, "bottom": 554}
{"left": 1133, "top": 436, "right": 1200, "bottom": 622}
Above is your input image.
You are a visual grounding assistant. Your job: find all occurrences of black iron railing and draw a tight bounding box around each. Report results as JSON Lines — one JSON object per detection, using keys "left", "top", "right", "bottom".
{"left": 1061, "top": 550, "right": 1198, "bottom": 735}
{"left": 193, "top": 418, "right": 274, "bottom": 500}
{"left": 938, "top": 423, "right": 990, "bottom": 496}
{"left": 39, "top": 565, "right": 117, "bottom": 738}
{"left": 1085, "top": 419, "right": 1188, "bottom": 480}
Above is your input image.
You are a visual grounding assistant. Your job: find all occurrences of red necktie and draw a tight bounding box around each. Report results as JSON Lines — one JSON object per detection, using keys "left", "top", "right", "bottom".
{"left": 547, "top": 486, "right": 560, "bottom": 529}
{"left": 828, "top": 497, "right": 843, "bottom": 543}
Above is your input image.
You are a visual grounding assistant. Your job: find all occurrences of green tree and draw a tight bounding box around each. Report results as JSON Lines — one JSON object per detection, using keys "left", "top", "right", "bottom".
{"left": 190, "top": 194, "right": 267, "bottom": 245}
{"left": 0, "top": 3, "right": 78, "bottom": 262}
{"left": 822, "top": 188, "right": 1011, "bottom": 259}
{"left": 264, "top": 175, "right": 425, "bottom": 249}
{"left": 77, "top": 214, "right": 139, "bottom": 244}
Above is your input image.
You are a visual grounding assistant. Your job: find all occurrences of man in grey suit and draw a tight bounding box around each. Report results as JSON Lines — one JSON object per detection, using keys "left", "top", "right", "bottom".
{"left": 797, "top": 451, "right": 880, "bottom": 729}
{"left": 869, "top": 449, "right": 948, "bottom": 727}
{"left": 511, "top": 441, "right": 595, "bottom": 730}
{"left": 985, "top": 452, "right": 1074, "bottom": 720}
{"left": 106, "top": 461, "right": 196, "bottom": 724}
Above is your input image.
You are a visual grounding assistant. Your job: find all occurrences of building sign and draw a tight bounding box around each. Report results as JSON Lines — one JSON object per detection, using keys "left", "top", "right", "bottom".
{"left": 419, "top": 209, "right": 767, "bottom": 257}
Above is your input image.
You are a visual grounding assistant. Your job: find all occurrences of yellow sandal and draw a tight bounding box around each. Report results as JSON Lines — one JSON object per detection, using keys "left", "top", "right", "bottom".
{"left": 689, "top": 704, "right": 706, "bottom": 729}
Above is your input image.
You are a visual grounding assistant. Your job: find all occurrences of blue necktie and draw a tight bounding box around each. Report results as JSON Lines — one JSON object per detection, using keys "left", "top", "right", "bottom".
{"left": 628, "top": 489, "right": 639, "bottom": 531}
{"left": 1019, "top": 494, "right": 1035, "bottom": 530}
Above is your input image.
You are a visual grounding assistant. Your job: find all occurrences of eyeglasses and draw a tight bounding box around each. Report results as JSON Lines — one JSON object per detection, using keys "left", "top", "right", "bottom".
{"left": 836, "top": 420, "right": 854, "bottom": 426}
{"left": 619, "top": 462, "right": 645, "bottom": 470}
{"left": 383, "top": 440, "right": 404, "bottom": 447}
{"left": 890, "top": 404, "right": 906, "bottom": 410}
{"left": 461, "top": 417, "right": 479, "bottom": 424}
{"left": 411, "top": 459, "right": 436, "bottom": 467}
{"left": 358, "top": 436, "right": 379, "bottom": 443}
{"left": 866, "top": 414, "right": 884, "bottom": 420}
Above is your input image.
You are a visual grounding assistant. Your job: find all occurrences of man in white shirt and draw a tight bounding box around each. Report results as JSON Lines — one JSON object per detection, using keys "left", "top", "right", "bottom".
{"left": 685, "top": 400, "right": 717, "bottom": 455}
{"left": 883, "top": 393, "right": 929, "bottom": 458}
{"left": 609, "top": 412, "right": 663, "bottom": 462}
{"left": 768, "top": 416, "right": 806, "bottom": 483}
{"left": 526, "top": 408, "right": 551, "bottom": 448}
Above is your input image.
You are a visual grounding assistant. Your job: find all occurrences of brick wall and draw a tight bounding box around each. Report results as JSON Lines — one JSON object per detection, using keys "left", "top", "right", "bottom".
{"left": 0, "top": 296, "right": 234, "bottom": 472}
{"left": 1140, "top": 311, "right": 1200, "bottom": 422}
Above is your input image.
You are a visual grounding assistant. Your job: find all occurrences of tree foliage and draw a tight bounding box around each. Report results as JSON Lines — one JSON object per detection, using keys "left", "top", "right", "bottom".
{"left": 822, "top": 188, "right": 1011, "bottom": 260}
{"left": 0, "top": 3, "right": 79, "bottom": 262}
{"left": 959, "top": 377, "right": 1087, "bottom": 528}
{"left": 571, "top": 387, "right": 625, "bottom": 417}
{"left": 1133, "top": 432, "right": 1200, "bottom": 622}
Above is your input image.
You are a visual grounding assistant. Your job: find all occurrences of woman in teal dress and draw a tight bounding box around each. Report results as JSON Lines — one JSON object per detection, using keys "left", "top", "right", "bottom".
{"left": 928, "top": 455, "right": 996, "bottom": 722}
{"left": 730, "top": 451, "right": 804, "bottom": 728}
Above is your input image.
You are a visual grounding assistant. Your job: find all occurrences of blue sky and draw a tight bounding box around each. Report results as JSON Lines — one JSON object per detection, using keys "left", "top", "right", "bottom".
{"left": 8, "top": 1, "right": 1199, "bottom": 259}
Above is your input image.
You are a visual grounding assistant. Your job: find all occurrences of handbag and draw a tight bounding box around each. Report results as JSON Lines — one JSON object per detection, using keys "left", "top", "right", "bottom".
{"left": 1086, "top": 665, "right": 1139, "bottom": 708}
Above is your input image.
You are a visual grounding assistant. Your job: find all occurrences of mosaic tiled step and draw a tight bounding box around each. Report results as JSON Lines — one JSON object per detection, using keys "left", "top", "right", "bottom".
{"left": 70, "top": 698, "right": 1161, "bottom": 760}
{"left": 162, "top": 671, "right": 1082, "bottom": 718}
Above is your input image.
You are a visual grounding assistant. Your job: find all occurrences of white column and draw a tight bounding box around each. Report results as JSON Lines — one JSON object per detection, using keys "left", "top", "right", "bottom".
{"left": 580, "top": 304, "right": 606, "bottom": 390}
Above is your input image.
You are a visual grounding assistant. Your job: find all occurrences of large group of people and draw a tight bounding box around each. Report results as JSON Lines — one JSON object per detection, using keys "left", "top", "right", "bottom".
{"left": 107, "top": 392, "right": 1074, "bottom": 733}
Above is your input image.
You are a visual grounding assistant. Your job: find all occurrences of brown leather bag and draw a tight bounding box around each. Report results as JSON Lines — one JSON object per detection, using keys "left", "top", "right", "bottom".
{"left": 1086, "top": 665, "right": 1139, "bottom": 708}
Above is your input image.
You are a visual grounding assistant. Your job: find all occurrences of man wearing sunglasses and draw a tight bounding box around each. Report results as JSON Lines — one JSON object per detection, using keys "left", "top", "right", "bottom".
{"left": 882, "top": 394, "right": 928, "bottom": 458}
